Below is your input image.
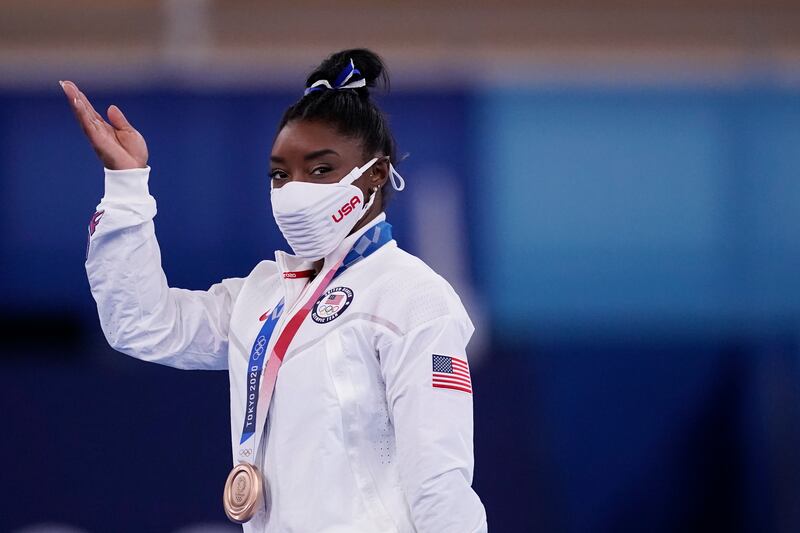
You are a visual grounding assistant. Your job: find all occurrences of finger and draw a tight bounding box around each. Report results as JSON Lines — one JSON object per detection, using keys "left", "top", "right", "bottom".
{"left": 62, "top": 80, "right": 88, "bottom": 108}
{"left": 62, "top": 81, "right": 107, "bottom": 128}
{"left": 77, "top": 89, "right": 106, "bottom": 124}
{"left": 107, "top": 105, "right": 134, "bottom": 132}
{"left": 63, "top": 81, "right": 105, "bottom": 124}
{"left": 61, "top": 82, "right": 92, "bottom": 125}
{"left": 63, "top": 88, "right": 97, "bottom": 138}
{"left": 74, "top": 98, "right": 101, "bottom": 136}
{"left": 59, "top": 80, "right": 79, "bottom": 102}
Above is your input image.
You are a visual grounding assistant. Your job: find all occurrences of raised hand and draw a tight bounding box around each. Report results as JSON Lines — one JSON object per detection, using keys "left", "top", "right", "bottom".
{"left": 61, "top": 80, "right": 148, "bottom": 170}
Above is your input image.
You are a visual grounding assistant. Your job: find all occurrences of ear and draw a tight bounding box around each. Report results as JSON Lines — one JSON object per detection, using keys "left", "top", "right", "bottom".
{"left": 367, "top": 156, "right": 390, "bottom": 189}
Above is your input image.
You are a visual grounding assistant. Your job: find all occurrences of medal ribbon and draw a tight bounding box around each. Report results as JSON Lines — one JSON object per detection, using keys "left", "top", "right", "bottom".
{"left": 237, "top": 221, "right": 393, "bottom": 462}
{"left": 240, "top": 300, "right": 285, "bottom": 444}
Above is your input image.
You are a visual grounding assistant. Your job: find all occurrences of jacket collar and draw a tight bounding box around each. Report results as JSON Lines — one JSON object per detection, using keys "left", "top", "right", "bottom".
{"left": 274, "top": 213, "right": 387, "bottom": 299}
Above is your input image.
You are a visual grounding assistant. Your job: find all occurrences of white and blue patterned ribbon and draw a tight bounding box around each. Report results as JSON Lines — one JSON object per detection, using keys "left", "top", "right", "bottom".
{"left": 304, "top": 58, "right": 367, "bottom": 96}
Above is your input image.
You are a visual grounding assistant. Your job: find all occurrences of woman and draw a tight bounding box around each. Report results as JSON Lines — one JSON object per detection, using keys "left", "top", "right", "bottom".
{"left": 63, "top": 49, "right": 487, "bottom": 532}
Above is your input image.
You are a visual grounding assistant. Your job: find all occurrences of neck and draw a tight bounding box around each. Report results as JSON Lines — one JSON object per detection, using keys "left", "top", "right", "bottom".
{"left": 349, "top": 192, "right": 382, "bottom": 238}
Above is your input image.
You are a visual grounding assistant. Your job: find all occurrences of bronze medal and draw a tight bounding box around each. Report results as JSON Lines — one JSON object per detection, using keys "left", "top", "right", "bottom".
{"left": 223, "top": 462, "right": 264, "bottom": 523}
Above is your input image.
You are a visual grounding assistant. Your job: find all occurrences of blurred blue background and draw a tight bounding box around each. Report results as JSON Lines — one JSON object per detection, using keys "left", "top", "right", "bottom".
{"left": 2, "top": 1, "right": 800, "bottom": 532}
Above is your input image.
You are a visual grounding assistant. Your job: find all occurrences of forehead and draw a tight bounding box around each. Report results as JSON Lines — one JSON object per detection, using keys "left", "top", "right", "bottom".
{"left": 272, "top": 120, "right": 363, "bottom": 158}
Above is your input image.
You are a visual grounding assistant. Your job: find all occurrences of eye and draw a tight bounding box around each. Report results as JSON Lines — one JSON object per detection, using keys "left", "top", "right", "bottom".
{"left": 311, "top": 166, "right": 332, "bottom": 176}
{"left": 270, "top": 169, "right": 288, "bottom": 181}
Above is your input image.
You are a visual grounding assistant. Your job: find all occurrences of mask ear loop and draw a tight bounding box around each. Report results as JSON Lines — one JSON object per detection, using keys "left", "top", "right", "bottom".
{"left": 342, "top": 157, "right": 379, "bottom": 186}
{"left": 361, "top": 185, "right": 379, "bottom": 215}
{"left": 341, "top": 157, "right": 380, "bottom": 220}
{"left": 366, "top": 162, "right": 404, "bottom": 216}
{"left": 388, "top": 163, "right": 406, "bottom": 191}
{"left": 343, "top": 157, "right": 404, "bottom": 215}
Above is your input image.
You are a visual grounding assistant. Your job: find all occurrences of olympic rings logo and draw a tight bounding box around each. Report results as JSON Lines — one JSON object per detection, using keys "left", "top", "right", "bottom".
{"left": 253, "top": 336, "right": 267, "bottom": 359}
{"left": 318, "top": 304, "right": 338, "bottom": 315}
{"left": 239, "top": 449, "right": 253, "bottom": 457}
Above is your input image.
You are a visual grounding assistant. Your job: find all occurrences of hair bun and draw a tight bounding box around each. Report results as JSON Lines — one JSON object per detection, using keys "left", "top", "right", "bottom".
{"left": 305, "top": 48, "right": 389, "bottom": 97}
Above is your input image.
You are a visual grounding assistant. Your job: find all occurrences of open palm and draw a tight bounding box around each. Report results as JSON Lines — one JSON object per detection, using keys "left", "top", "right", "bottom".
{"left": 61, "top": 80, "right": 148, "bottom": 170}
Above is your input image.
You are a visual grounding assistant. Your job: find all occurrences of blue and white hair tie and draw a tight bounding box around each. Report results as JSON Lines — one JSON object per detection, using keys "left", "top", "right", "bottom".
{"left": 304, "top": 58, "right": 366, "bottom": 96}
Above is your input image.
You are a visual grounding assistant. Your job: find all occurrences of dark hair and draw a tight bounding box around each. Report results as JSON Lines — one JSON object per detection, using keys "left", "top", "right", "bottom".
{"left": 279, "top": 48, "right": 398, "bottom": 202}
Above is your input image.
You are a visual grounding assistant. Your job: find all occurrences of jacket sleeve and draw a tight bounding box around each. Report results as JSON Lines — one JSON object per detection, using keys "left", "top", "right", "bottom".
{"left": 379, "top": 283, "right": 488, "bottom": 532}
{"left": 85, "top": 166, "right": 244, "bottom": 370}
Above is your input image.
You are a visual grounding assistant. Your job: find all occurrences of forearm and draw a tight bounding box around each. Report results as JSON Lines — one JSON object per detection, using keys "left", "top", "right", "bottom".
{"left": 86, "top": 167, "right": 234, "bottom": 370}
{"left": 394, "top": 378, "right": 487, "bottom": 532}
{"left": 382, "top": 314, "right": 488, "bottom": 532}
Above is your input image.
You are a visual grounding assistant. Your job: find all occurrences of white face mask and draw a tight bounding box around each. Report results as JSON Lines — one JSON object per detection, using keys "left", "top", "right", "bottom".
{"left": 270, "top": 157, "right": 380, "bottom": 260}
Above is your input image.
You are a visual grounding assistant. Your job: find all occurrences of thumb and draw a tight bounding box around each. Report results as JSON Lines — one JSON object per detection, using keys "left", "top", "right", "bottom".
{"left": 107, "top": 105, "right": 134, "bottom": 131}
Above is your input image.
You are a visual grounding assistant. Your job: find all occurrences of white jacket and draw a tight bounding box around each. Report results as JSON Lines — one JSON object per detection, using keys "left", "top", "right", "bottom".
{"left": 86, "top": 167, "right": 488, "bottom": 532}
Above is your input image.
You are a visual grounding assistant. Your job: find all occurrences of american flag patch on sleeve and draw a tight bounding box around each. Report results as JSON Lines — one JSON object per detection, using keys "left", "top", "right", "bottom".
{"left": 432, "top": 354, "right": 472, "bottom": 394}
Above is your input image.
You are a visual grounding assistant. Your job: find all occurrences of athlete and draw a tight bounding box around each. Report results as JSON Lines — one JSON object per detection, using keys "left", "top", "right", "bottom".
{"left": 63, "top": 48, "right": 487, "bottom": 532}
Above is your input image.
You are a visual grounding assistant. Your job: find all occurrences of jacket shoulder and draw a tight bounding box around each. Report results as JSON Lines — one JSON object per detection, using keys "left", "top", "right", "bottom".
{"left": 248, "top": 258, "right": 280, "bottom": 280}
{"left": 369, "top": 245, "right": 470, "bottom": 333}
{"left": 234, "top": 259, "right": 281, "bottom": 300}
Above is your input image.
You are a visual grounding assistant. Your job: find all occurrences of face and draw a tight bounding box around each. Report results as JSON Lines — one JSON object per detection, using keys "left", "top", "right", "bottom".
{"left": 270, "top": 120, "right": 388, "bottom": 197}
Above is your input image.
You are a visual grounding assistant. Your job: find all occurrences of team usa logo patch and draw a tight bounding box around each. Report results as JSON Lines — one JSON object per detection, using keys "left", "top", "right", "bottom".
{"left": 312, "top": 286, "right": 353, "bottom": 324}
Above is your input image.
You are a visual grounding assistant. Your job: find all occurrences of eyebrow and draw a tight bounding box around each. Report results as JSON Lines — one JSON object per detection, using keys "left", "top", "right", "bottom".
{"left": 270, "top": 148, "right": 341, "bottom": 164}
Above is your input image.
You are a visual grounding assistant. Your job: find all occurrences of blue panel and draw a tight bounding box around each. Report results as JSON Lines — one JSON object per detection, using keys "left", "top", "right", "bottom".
{"left": 743, "top": 92, "right": 800, "bottom": 316}
{"left": 472, "top": 89, "right": 800, "bottom": 334}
